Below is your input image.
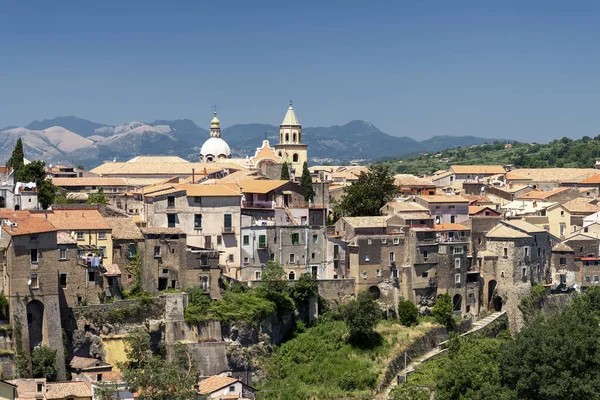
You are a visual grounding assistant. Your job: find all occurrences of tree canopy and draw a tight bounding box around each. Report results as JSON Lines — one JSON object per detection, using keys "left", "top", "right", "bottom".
{"left": 280, "top": 161, "right": 290, "bottom": 180}
{"left": 6, "top": 138, "right": 25, "bottom": 174}
{"left": 342, "top": 290, "right": 381, "bottom": 343}
{"left": 334, "top": 164, "right": 397, "bottom": 217}
{"left": 17, "top": 160, "right": 56, "bottom": 209}
{"left": 87, "top": 187, "right": 108, "bottom": 204}
{"left": 300, "top": 161, "right": 314, "bottom": 202}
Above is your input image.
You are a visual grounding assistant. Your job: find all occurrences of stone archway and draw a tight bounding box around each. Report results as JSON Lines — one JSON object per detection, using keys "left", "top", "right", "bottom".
{"left": 368, "top": 286, "right": 381, "bottom": 300}
{"left": 488, "top": 280, "right": 502, "bottom": 311}
{"left": 453, "top": 294, "right": 462, "bottom": 312}
{"left": 26, "top": 300, "right": 45, "bottom": 350}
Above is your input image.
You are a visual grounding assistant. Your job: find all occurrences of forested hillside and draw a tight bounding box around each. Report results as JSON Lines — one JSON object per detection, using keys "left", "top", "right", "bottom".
{"left": 384, "top": 136, "right": 600, "bottom": 175}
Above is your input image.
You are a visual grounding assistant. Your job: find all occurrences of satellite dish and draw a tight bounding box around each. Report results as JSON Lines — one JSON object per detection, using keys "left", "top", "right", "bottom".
{"left": 70, "top": 231, "right": 75, "bottom": 237}
{"left": 480, "top": 186, "right": 485, "bottom": 193}
{"left": 27, "top": 279, "right": 31, "bottom": 286}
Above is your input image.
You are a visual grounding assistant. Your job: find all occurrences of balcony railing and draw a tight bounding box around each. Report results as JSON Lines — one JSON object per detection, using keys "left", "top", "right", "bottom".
{"left": 242, "top": 200, "right": 275, "bottom": 209}
{"left": 222, "top": 226, "right": 235, "bottom": 234}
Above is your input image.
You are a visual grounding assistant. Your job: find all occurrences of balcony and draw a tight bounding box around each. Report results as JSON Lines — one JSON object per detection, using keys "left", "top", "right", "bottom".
{"left": 222, "top": 226, "right": 235, "bottom": 235}
{"left": 416, "top": 238, "right": 437, "bottom": 246}
{"left": 414, "top": 254, "right": 438, "bottom": 264}
{"left": 242, "top": 200, "right": 275, "bottom": 209}
{"left": 437, "top": 236, "right": 469, "bottom": 244}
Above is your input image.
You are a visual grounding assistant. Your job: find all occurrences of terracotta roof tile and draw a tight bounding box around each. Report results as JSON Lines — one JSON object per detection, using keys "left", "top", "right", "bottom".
{"left": 141, "top": 227, "right": 185, "bottom": 235}
{"left": 561, "top": 198, "right": 600, "bottom": 214}
{"left": 450, "top": 165, "right": 506, "bottom": 175}
{"left": 105, "top": 217, "right": 143, "bottom": 240}
{"left": 0, "top": 211, "right": 57, "bottom": 236}
{"left": 384, "top": 202, "right": 428, "bottom": 212}
{"left": 417, "top": 195, "right": 470, "bottom": 204}
{"left": 434, "top": 223, "right": 470, "bottom": 231}
{"left": 198, "top": 376, "right": 238, "bottom": 395}
{"left": 186, "top": 183, "right": 241, "bottom": 197}
{"left": 510, "top": 168, "right": 599, "bottom": 183}
{"left": 45, "top": 209, "right": 111, "bottom": 230}
{"left": 103, "top": 263, "right": 121, "bottom": 276}
{"left": 342, "top": 216, "right": 389, "bottom": 228}
{"left": 237, "top": 179, "right": 291, "bottom": 194}
{"left": 45, "top": 381, "right": 91, "bottom": 399}
{"left": 51, "top": 177, "right": 127, "bottom": 187}
{"left": 517, "top": 187, "right": 568, "bottom": 200}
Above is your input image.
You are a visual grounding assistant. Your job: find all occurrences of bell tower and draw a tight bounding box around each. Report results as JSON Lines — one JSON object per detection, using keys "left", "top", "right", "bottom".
{"left": 274, "top": 101, "right": 308, "bottom": 175}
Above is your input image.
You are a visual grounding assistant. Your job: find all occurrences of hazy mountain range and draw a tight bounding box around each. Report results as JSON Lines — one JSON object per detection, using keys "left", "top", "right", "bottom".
{"left": 0, "top": 116, "right": 508, "bottom": 169}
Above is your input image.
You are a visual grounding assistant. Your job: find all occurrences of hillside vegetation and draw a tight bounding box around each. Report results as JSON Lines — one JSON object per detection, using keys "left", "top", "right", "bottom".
{"left": 383, "top": 136, "right": 600, "bottom": 175}
{"left": 258, "top": 320, "right": 436, "bottom": 400}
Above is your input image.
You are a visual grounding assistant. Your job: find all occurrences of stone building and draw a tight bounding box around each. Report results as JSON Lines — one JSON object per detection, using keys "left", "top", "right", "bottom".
{"left": 482, "top": 219, "right": 555, "bottom": 330}
{"left": 414, "top": 195, "right": 470, "bottom": 224}
{"left": 139, "top": 227, "right": 187, "bottom": 292}
{"left": 105, "top": 217, "right": 145, "bottom": 291}
{"left": 185, "top": 247, "right": 221, "bottom": 299}
{"left": 549, "top": 243, "right": 577, "bottom": 289}
{"left": 143, "top": 183, "right": 242, "bottom": 276}
{"left": 0, "top": 211, "right": 66, "bottom": 380}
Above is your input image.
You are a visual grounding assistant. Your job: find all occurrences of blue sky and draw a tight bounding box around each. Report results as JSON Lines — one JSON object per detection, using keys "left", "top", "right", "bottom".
{"left": 1, "top": 1, "right": 600, "bottom": 142}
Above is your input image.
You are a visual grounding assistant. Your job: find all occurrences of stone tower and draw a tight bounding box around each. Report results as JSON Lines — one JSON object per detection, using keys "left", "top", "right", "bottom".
{"left": 274, "top": 102, "right": 308, "bottom": 175}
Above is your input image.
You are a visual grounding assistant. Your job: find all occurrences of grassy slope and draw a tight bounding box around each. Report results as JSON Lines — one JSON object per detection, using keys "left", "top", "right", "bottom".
{"left": 381, "top": 136, "right": 600, "bottom": 175}
{"left": 257, "top": 320, "right": 436, "bottom": 400}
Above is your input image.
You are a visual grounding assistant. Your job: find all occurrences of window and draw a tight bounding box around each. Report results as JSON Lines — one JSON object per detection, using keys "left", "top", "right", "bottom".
{"left": 30, "top": 249, "right": 38, "bottom": 263}
{"left": 393, "top": 238, "right": 400, "bottom": 245}
{"left": 154, "top": 246, "right": 161, "bottom": 257}
{"left": 524, "top": 247, "right": 529, "bottom": 257}
{"left": 559, "top": 257, "right": 567, "bottom": 265}
{"left": 333, "top": 274, "right": 338, "bottom": 279}
{"left": 586, "top": 275, "right": 591, "bottom": 283}
{"left": 243, "top": 257, "right": 249, "bottom": 264}
{"left": 243, "top": 235, "right": 250, "bottom": 246}
{"left": 258, "top": 235, "right": 267, "bottom": 248}
{"left": 367, "top": 238, "right": 372, "bottom": 245}
{"left": 98, "top": 232, "right": 107, "bottom": 240}
{"left": 167, "top": 196, "right": 175, "bottom": 207}
{"left": 313, "top": 234, "right": 318, "bottom": 244}
{"left": 423, "top": 250, "right": 428, "bottom": 260}
{"left": 201, "top": 276, "right": 209, "bottom": 291}
{"left": 311, "top": 252, "right": 315, "bottom": 259}
{"left": 289, "top": 254, "right": 296, "bottom": 263}
{"left": 503, "top": 247, "right": 508, "bottom": 258}
{"left": 167, "top": 214, "right": 176, "bottom": 228}
{"left": 560, "top": 223, "right": 566, "bottom": 236}
{"left": 522, "top": 267, "right": 527, "bottom": 278}
{"left": 376, "top": 269, "right": 382, "bottom": 277}
{"left": 217, "top": 235, "right": 222, "bottom": 245}
{"left": 59, "top": 273, "right": 68, "bottom": 288}
{"left": 365, "top": 254, "right": 371, "bottom": 262}
{"left": 288, "top": 271, "right": 295, "bottom": 280}
{"left": 77, "top": 232, "right": 85, "bottom": 240}
{"left": 30, "top": 273, "right": 39, "bottom": 288}
{"left": 224, "top": 214, "right": 232, "bottom": 232}
{"left": 255, "top": 271, "right": 261, "bottom": 280}
{"left": 269, "top": 253, "right": 275, "bottom": 261}
{"left": 194, "top": 214, "right": 202, "bottom": 229}
{"left": 382, "top": 238, "right": 387, "bottom": 244}
{"left": 453, "top": 246, "right": 463, "bottom": 254}
{"left": 128, "top": 244, "right": 137, "bottom": 258}
{"left": 361, "top": 271, "right": 367, "bottom": 279}
{"left": 455, "top": 258, "right": 461, "bottom": 269}
{"left": 560, "top": 210, "right": 565, "bottom": 217}
{"left": 333, "top": 244, "right": 339, "bottom": 258}
{"left": 291, "top": 232, "right": 300, "bottom": 245}
{"left": 37, "top": 383, "right": 43, "bottom": 392}
{"left": 194, "top": 196, "right": 202, "bottom": 204}
{"left": 228, "top": 254, "right": 234, "bottom": 262}
{"left": 59, "top": 248, "right": 67, "bottom": 260}
{"left": 455, "top": 273, "right": 460, "bottom": 283}
{"left": 30, "top": 234, "right": 38, "bottom": 242}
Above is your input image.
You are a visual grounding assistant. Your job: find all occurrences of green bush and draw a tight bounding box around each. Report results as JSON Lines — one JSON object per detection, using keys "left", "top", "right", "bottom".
{"left": 398, "top": 299, "right": 419, "bottom": 327}
{"left": 32, "top": 345, "right": 57, "bottom": 381}
{"left": 342, "top": 291, "right": 382, "bottom": 343}
{"left": 432, "top": 293, "right": 455, "bottom": 331}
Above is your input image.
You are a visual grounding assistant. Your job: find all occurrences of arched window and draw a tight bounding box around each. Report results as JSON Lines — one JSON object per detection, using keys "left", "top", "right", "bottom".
{"left": 293, "top": 153, "right": 299, "bottom": 162}
{"left": 278, "top": 152, "right": 282, "bottom": 157}
{"left": 285, "top": 133, "right": 289, "bottom": 142}
{"left": 288, "top": 271, "right": 295, "bottom": 280}
{"left": 293, "top": 133, "right": 297, "bottom": 143}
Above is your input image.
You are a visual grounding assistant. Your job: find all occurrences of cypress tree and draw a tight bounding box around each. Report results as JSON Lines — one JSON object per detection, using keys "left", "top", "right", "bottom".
{"left": 280, "top": 162, "right": 290, "bottom": 180}
{"left": 300, "top": 161, "right": 314, "bottom": 202}
{"left": 7, "top": 138, "right": 24, "bottom": 176}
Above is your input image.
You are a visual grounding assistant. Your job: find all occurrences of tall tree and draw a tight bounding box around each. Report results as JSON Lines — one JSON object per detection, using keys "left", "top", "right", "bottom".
{"left": 342, "top": 290, "right": 381, "bottom": 343}
{"left": 300, "top": 161, "right": 314, "bottom": 202}
{"left": 17, "top": 160, "right": 56, "bottom": 209}
{"left": 119, "top": 329, "right": 201, "bottom": 400}
{"left": 280, "top": 162, "right": 290, "bottom": 180}
{"left": 334, "top": 164, "right": 397, "bottom": 217}
{"left": 88, "top": 187, "right": 108, "bottom": 204}
{"left": 6, "top": 138, "right": 25, "bottom": 175}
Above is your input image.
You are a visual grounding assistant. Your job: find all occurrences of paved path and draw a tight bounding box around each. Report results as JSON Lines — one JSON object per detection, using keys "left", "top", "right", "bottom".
{"left": 378, "top": 311, "right": 507, "bottom": 399}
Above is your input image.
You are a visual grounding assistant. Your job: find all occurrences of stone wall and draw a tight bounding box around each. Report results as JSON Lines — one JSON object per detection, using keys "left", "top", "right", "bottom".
{"left": 317, "top": 279, "right": 355, "bottom": 304}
